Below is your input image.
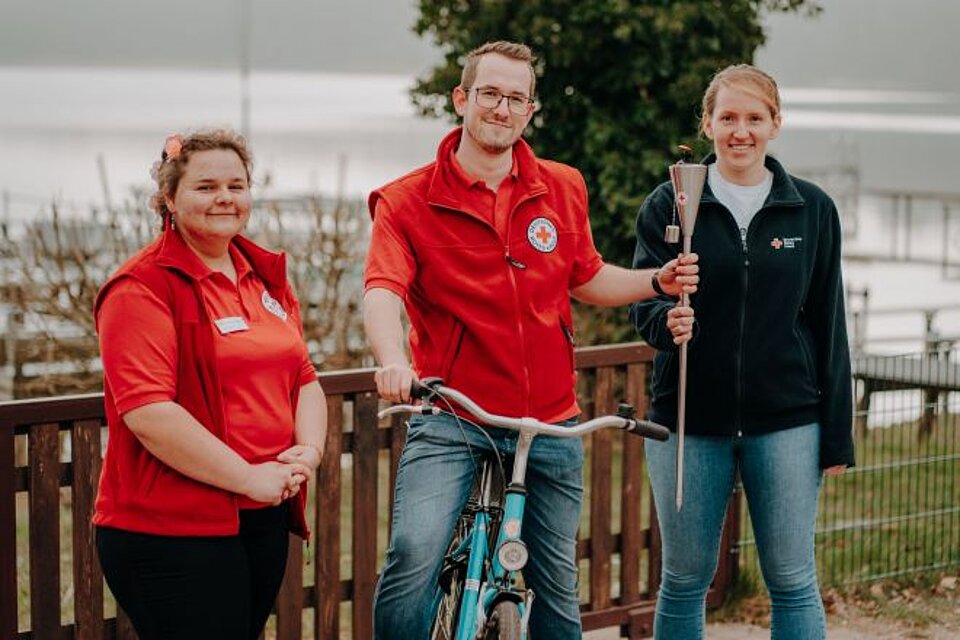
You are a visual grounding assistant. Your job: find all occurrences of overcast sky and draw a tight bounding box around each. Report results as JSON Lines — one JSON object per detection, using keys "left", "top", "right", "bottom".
{"left": 0, "top": 0, "right": 439, "bottom": 74}
{"left": 1, "top": 0, "right": 958, "bottom": 91}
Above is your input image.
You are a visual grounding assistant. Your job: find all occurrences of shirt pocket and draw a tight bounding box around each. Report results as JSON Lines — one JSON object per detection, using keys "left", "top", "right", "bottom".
{"left": 560, "top": 318, "right": 576, "bottom": 374}
{"left": 439, "top": 319, "right": 465, "bottom": 381}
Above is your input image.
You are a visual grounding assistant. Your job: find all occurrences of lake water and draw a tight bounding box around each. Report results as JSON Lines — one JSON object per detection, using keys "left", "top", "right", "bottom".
{"left": 2, "top": 67, "right": 959, "bottom": 354}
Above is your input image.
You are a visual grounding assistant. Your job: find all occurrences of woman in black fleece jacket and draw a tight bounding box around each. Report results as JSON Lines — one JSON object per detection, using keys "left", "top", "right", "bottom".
{"left": 630, "top": 64, "right": 854, "bottom": 640}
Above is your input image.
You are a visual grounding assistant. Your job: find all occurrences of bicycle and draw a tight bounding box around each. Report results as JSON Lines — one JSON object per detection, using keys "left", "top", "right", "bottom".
{"left": 378, "top": 377, "right": 670, "bottom": 640}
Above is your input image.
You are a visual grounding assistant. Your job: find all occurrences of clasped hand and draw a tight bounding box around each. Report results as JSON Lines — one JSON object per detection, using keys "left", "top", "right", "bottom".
{"left": 659, "top": 253, "right": 698, "bottom": 345}
{"left": 241, "top": 444, "right": 322, "bottom": 505}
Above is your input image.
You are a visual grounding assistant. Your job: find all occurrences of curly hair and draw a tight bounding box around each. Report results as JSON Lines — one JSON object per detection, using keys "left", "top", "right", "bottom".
{"left": 149, "top": 128, "right": 253, "bottom": 227}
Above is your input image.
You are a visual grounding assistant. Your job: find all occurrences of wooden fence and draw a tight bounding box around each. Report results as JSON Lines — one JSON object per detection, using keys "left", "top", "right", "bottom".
{"left": 0, "top": 343, "right": 740, "bottom": 639}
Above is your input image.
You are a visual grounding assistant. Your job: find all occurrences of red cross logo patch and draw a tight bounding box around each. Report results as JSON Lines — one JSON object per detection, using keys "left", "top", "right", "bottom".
{"left": 676, "top": 192, "right": 688, "bottom": 206}
{"left": 261, "top": 290, "right": 289, "bottom": 321}
{"left": 527, "top": 217, "right": 558, "bottom": 253}
{"left": 771, "top": 238, "right": 784, "bottom": 250}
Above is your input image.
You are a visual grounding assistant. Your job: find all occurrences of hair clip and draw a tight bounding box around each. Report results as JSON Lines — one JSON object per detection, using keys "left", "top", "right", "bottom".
{"left": 162, "top": 134, "right": 184, "bottom": 161}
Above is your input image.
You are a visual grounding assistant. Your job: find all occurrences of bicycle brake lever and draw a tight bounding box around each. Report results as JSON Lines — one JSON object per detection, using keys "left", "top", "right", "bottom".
{"left": 617, "top": 403, "right": 636, "bottom": 419}
{"left": 377, "top": 404, "right": 440, "bottom": 419}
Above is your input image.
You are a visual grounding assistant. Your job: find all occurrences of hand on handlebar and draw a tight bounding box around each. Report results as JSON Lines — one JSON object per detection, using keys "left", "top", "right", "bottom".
{"left": 374, "top": 363, "right": 419, "bottom": 403}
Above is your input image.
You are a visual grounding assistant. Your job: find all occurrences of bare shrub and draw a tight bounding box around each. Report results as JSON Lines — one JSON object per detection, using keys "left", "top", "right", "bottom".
{"left": 2, "top": 190, "right": 369, "bottom": 398}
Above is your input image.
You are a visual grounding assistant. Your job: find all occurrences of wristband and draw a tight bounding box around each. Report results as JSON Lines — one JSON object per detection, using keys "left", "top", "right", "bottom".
{"left": 651, "top": 270, "right": 668, "bottom": 296}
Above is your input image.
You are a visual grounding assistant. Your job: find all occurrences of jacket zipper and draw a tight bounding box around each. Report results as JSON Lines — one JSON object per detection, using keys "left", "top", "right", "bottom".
{"left": 735, "top": 225, "right": 749, "bottom": 437}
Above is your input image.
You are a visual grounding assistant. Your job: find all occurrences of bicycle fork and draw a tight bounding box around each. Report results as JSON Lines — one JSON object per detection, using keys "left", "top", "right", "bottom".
{"left": 470, "top": 430, "right": 538, "bottom": 639}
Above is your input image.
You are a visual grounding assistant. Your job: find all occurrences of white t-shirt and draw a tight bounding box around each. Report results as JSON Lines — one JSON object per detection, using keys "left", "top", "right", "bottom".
{"left": 708, "top": 164, "right": 773, "bottom": 238}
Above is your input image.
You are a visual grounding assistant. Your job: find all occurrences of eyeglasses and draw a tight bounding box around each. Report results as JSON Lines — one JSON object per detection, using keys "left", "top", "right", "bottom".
{"left": 467, "top": 87, "right": 535, "bottom": 115}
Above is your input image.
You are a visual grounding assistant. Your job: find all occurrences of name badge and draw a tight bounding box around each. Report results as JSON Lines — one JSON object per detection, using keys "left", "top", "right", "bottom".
{"left": 214, "top": 316, "right": 250, "bottom": 335}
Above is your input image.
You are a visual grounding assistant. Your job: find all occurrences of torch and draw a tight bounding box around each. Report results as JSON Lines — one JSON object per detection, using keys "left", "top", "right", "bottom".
{"left": 667, "top": 146, "right": 707, "bottom": 511}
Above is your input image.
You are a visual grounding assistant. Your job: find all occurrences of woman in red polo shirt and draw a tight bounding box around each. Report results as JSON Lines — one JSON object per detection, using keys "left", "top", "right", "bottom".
{"left": 93, "top": 129, "right": 327, "bottom": 640}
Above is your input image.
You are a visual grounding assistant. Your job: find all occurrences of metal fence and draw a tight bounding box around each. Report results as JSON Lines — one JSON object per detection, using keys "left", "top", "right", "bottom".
{"left": 735, "top": 347, "right": 960, "bottom": 586}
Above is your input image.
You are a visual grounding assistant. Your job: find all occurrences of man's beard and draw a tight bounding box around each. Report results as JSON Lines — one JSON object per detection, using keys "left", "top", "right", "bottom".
{"left": 466, "top": 118, "right": 520, "bottom": 154}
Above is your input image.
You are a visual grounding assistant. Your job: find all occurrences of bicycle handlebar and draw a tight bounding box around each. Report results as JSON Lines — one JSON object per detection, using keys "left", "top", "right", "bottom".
{"left": 378, "top": 379, "right": 670, "bottom": 441}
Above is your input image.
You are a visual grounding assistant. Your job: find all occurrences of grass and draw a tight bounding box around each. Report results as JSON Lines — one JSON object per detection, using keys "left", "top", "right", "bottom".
{"left": 733, "top": 408, "right": 959, "bottom": 612}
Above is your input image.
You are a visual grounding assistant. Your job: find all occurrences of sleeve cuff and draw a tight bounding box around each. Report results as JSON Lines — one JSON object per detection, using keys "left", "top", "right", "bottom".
{"left": 364, "top": 278, "right": 407, "bottom": 299}
{"left": 116, "top": 392, "right": 176, "bottom": 418}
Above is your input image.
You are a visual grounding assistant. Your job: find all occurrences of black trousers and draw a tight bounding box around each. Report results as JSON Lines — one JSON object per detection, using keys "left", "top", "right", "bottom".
{"left": 96, "top": 503, "right": 291, "bottom": 640}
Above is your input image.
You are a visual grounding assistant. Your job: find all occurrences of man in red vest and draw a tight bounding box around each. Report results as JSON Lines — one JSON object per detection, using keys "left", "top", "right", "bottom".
{"left": 364, "top": 41, "right": 698, "bottom": 639}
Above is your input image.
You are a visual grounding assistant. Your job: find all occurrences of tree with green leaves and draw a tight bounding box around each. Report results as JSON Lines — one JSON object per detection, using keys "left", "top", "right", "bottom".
{"left": 411, "top": 0, "right": 820, "bottom": 270}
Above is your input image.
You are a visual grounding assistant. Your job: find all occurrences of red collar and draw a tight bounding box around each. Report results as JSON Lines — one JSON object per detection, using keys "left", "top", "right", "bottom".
{"left": 447, "top": 141, "right": 520, "bottom": 191}
{"left": 153, "top": 227, "right": 287, "bottom": 291}
{"left": 427, "top": 127, "right": 546, "bottom": 213}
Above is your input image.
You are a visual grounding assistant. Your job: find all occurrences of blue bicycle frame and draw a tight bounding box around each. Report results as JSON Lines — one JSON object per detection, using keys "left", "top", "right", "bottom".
{"left": 443, "top": 445, "right": 532, "bottom": 640}
{"left": 381, "top": 379, "right": 669, "bottom": 640}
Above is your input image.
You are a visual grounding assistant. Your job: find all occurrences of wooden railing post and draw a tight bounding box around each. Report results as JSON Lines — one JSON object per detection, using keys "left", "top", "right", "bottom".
{"left": 710, "top": 485, "right": 742, "bottom": 608}
{"left": 620, "top": 363, "right": 648, "bottom": 605}
{"left": 315, "top": 395, "right": 344, "bottom": 639}
{"left": 588, "top": 366, "right": 615, "bottom": 611}
{"left": 351, "top": 392, "right": 379, "bottom": 640}
{"left": 0, "top": 425, "right": 16, "bottom": 640}
{"left": 71, "top": 419, "right": 104, "bottom": 640}
{"left": 28, "top": 424, "right": 61, "bottom": 638}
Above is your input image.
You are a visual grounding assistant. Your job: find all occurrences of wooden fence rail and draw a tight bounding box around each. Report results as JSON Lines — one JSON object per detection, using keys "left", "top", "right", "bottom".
{"left": 1, "top": 343, "right": 739, "bottom": 639}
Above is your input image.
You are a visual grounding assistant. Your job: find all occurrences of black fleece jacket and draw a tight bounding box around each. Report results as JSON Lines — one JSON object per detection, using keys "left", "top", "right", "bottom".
{"left": 630, "top": 154, "right": 855, "bottom": 469}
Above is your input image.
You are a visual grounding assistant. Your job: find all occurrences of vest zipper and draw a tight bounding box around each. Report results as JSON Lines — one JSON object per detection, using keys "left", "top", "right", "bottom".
{"left": 437, "top": 190, "right": 543, "bottom": 417}
{"left": 504, "top": 204, "right": 532, "bottom": 414}
{"left": 506, "top": 255, "right": 527, "bottom": 269}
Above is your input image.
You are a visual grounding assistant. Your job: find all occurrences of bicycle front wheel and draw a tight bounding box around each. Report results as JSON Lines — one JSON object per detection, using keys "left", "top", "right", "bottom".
{"left": 483, "top": 600, "right": 522, "bottom": 640}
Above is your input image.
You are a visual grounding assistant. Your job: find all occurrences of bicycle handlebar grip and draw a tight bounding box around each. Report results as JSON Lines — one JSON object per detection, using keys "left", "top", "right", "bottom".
{"left": 409, "top": 380, "right": 429, "bottom": 400}
{"left": 626, "top": 419, "right": 671, "bottom": 441}
{"left": 410, "top": 377, "right": 443, "bottom": 400}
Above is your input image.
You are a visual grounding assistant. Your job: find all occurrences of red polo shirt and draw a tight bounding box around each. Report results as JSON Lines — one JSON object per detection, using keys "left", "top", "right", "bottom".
{"left": 98, "top": 245, "right": 316, "bottom": 509}
{"left": 447, "top": 150, "right": 519, "bottom": 240}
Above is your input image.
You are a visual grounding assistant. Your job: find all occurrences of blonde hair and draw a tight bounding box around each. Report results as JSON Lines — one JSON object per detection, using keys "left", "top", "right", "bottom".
{"left": 460, "top": 41, "right": 536, "bottom": 97}
{"left": 149, "top": 128, "right": 253, "bottom": 226}
{"left": 699, "top": 64, "right": 781, "bottom": 137}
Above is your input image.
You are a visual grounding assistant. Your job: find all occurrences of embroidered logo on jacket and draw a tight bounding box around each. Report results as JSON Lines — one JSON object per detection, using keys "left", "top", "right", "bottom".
{"left": 261, "top": 290, "right": 288, "bottom": 321}
{"left": 527, "top": 217, "right": 558, "bottom": 253}
{"left": 770, "top": 236, "right": 802, "bottom": 250}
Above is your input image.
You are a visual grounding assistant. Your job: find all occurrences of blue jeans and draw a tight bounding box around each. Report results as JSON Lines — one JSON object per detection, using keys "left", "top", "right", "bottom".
{"left": 373, "top": 412, "right": 585, "bottom": 640}
{"left": 645, "top": 423, "right": 825, "bottom": 640}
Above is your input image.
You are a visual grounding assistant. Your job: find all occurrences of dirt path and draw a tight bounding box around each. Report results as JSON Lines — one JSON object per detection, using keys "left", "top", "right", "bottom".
{"left": 586, "top": 618, "right": 957, "bottom": 639}
{"left": 704, "top": 619, "right": 957, "bottom": 639}
{"left": 583, "top": 577, "right": 960, "bottom": 639}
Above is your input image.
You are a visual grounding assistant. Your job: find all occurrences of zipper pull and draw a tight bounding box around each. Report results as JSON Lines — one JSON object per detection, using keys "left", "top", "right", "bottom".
{"left": 506, "top": 254, "right": 527, "bottom": 269}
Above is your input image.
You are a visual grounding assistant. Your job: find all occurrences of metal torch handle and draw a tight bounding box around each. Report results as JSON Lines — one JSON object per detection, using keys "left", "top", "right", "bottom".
{"left": 676, "top": 235, "right": 693, "bottom": 511}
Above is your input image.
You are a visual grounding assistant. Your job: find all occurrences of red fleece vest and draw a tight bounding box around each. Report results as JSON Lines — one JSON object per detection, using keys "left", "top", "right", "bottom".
{"left": 365, "top": 128, "right": 604, "bottom": 421}
{"left": 93, "top": 229, "right": 309, "bottom": 537}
